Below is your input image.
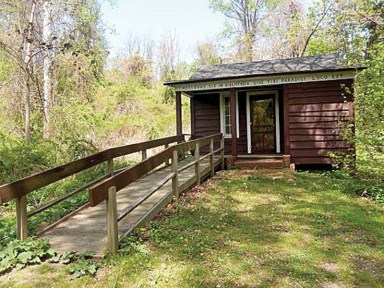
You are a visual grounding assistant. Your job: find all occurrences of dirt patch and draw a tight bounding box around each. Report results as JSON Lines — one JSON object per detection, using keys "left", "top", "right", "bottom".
{"left": 0, "top": 263, "right": 65, "bottom": 286}
{"left": 321, "top": 281, "right": 347, "bottom": 288}
{"left": 320, "top": 262, "right": 339, "bottom": 273}
{"left": 353, "top": 257, "right": 383, "bottom": 277}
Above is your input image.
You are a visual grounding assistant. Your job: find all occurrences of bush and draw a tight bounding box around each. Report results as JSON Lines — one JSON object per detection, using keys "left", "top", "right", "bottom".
{"left": 0, "top": 133, "right": 57, "bottom": 184}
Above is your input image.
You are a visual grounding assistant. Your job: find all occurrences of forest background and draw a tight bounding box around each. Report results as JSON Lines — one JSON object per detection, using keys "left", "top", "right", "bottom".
{"left": 0, "top": 0, "right": 382, "bottom": 190}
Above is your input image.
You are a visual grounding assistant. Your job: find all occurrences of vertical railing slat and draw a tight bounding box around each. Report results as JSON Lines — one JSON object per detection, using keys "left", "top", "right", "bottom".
{"left": 16, "top": 195, "right": 28, "bottom": 240}
{"left": 142, "top": 150, "right": 147, "bottom": 161}
{"left": 220, "top": 136, "right": 225, "bottom": 170}
{"left": 210, "top": 138, "right": 215, "bottom": 176}
{"left": 195, "top": 142, "right": 201, "bottom": 185}
{"left": 106, "top": 186, "right": 118, "bottom": 255}
{"left": 172, "top": 150, "right": 179, "bottom": 198}
{"left": 165, "top": 144, "right": 170, "bottom": 166}
{"left": 107, "top": 159, "right": 114, "bottom": 177}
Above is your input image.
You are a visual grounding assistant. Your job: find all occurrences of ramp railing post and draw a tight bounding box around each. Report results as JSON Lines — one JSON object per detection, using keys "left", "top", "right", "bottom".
{"left": 165, "top": 144, "right": 170, "bottom": 166}
{"left": 16, "top": 195, "right": 28, "bottom": 240}
{"left": 220, "top": 136, "right": 225, "bottom": 170}
{"left": 172, "top": 150, "right": 179, "bottom": 198}
{"left": 195, "top": 142, "right": 201, "bottom": 185}
{"left": 106, "top": 186, "right": 118, "bottom": 256}
{"left": 107, "top": 159, "right": 114, "bottom": 176}
{"left": 210, "top": 138, "right": 214, "bottom": 177}
{"left": 142, "top": 149, "right": 147, "bottom": 161}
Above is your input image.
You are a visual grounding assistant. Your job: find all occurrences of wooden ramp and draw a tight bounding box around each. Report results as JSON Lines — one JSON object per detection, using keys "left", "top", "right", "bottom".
{"left": 43, "top": 156, "right": 221, "bottom": 255}
{"left": 0, "top": 134, "right": 224, "bottom": 255}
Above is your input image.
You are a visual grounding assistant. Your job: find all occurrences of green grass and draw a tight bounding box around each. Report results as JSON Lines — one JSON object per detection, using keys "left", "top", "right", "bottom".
{"left": 1, "top": 169, "right": 383, "bottom": 287}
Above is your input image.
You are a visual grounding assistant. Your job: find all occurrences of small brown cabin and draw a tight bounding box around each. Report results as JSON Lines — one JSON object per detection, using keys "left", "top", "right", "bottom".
{"left": 165, "top": 54, "right": 361, "bottom": 168}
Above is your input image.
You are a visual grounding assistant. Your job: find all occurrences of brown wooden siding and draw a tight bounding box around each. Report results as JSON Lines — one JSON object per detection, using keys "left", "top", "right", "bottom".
{"left": 192, "top": 92, "right": 249, "bottom": 155}
{"left": 286, "top": 80, "right": 353, "bottom": 165}
{"left": 192, "top": 94, "right": 229, "bottom": 153}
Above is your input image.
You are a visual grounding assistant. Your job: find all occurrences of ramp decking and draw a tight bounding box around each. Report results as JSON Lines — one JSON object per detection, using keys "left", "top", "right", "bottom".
{"left": 43, "top": 156, "right": 221, "bottom": 255}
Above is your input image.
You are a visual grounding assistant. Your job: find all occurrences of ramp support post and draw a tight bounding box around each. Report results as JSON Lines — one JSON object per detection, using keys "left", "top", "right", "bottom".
{"left": 195, "top": 143, "right": 201, "bottom": 185}
{"left": 16, "top": 195, "right": 28, "bottom": 241}
{"left": 210, "top": 139, "right": 214, "bottom": 177}
{"left": 172, "top": 150, "right": 179, "bottom": 198}
{"left": 106, "top": 186, "right": 118, "bottom": 256}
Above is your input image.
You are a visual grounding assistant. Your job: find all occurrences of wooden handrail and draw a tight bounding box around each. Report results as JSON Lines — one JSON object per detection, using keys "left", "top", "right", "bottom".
{"left": 0, "top": 135, "right": 184, "bottom": 204}
{"left": 28, "top": 174, "right": 108, "bottom": 217}
{"left": 89, "top": 133, "right": 223, "bottom": 207}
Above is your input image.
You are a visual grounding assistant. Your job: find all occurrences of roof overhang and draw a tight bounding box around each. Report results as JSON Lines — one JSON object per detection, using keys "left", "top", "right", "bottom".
{"left": 165, "top": 68, "right": 361, "bottom": 93}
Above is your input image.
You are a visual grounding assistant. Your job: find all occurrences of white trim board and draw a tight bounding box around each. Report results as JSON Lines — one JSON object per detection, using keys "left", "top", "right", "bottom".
{"left": 173, "top": 70, "right": 355, "bottom": 92}
{"left": 246, "top": 90, "right": 280, "bottom": 154}
{"left": 220, "top": 92, "right": 239, "bottom": 138}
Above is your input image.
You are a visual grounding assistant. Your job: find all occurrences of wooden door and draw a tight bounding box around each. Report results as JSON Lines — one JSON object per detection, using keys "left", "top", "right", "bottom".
{"left": 250, "top": 95, "right": 276, "bottom": 154}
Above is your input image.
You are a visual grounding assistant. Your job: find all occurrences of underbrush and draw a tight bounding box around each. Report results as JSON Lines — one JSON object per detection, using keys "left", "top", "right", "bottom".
{"left": 329, "top": 165, "right": 384, "bottom": 204}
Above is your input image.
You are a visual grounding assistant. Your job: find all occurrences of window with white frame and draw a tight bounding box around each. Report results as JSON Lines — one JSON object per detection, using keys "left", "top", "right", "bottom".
{"left": 220, "top": 92, "right": 231, "bottom": 137}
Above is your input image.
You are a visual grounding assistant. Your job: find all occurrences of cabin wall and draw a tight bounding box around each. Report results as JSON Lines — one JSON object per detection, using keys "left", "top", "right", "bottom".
{"left": 286, "top": 80, "right": 354, "bottom": 165}
{"left": 191, "top": 79, "right": 354, "bottom": 165}
{"left": 192, "top": 93, "right": 220, "bottom": 137}
{"left": 192, "top": 92, "right": 248, "bottom": 155}
{"left": 191, "top": 93, "right": 229, "bottom": 153}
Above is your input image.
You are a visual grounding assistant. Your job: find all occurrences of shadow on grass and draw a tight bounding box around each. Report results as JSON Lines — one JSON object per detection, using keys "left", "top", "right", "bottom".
{"left": 132, "top": 172, "right": 384, "bottom": 287}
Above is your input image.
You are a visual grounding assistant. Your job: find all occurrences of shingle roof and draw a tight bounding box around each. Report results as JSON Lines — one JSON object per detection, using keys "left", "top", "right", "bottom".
{"left": 189, "top": 54, "right": 351, "bottom": 81}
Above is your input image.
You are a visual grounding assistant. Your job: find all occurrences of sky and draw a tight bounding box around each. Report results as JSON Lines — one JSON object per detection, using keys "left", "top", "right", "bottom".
{"left": 101, "top": 0, "right": 227, "bottom": 62}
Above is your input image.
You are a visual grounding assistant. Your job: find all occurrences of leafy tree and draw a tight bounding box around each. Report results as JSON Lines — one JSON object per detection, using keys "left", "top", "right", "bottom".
{"left": 0, "top": 0, "right": 108, "bottom": 141}
{"left": 353, "top": 42, "right": 384, "bottom": 173}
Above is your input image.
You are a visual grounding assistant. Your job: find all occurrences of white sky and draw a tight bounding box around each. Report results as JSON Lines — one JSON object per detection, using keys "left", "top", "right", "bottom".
{"left": 101, "top": 0, "right": 227, "bottom": 62}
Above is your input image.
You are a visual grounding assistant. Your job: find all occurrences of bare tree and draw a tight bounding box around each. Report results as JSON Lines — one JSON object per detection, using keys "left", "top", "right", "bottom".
{"left": 42, "top": 0, "right": 53, "bottom": 138}
{"left": 210, "top": 0, "right": 282, "bottom": 61}
{"left": 156, "top": 31, "right": 180, "bottom": 81}
{"left": 124, "top": 33, "right": 155, "bottom": 61}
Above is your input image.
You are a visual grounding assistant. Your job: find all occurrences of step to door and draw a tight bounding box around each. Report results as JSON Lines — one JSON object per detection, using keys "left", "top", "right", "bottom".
{"left": 229, "top": 155, "right": 290, "bottom": 169}
{"left": 234, "top": 159, "right": 284, "bottom": 169}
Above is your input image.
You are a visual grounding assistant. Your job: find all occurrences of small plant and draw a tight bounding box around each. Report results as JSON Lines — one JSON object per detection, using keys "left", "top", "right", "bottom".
{"left": 119, "top": 232, "right": 149, "bottom": 255}
{"left": 50, "top": 250, "right": 77, "bottom": 264}
{"left": 0, "top": 238, "right": 55, "bottom": 275}
{"left": 67, "top": 251, "right": 100, "bottom": 280}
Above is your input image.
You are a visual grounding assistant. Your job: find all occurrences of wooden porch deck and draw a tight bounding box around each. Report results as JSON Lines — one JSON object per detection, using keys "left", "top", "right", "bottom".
{"left": 43, "top": 156, "right": 221, "bottom": 255}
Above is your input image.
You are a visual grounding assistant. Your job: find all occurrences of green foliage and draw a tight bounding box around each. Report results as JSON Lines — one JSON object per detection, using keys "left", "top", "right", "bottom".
{"left": 0, "top": 50, "right": 13, "bottom": 82}
{"left": 331, "top": 42, "right": 384, "bottom": 203}
{"left": 0, "top": 133, "right": 57, "bottom": 184}
{"left": 68, "top": 258, "right": 100, "bottom": 280}
{"left": 0, "top": 238, "right": 55, "bottom": 275}
{"left": 50, "top": 251, "right": 77, "bottom": 264}
{"left": 0, "top": 236, "right": 100, "bottom": 280}
{"left": 327, "top": 169, "right": 384, "bottom": 204}
{"left": 0, "top": 217, "right": 16, "bottom": 248}
{"left": 355, "top": 42, "right": 384, "bottom": 158}
{"left": 119, "top": 233, "right": 149, "bottom": 255}
{"left": 65, "top": 251, "right": 100, "bottom": 280}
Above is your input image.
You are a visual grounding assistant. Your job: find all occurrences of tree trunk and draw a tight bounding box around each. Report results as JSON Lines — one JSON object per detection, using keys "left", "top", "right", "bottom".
{"left": 22, "top": 1, "right": 37, "bottom": 142}
{"left": 24, "top": 79, "right": 31, "bottom": 141}
{"left": 42, "top": 0, "right": 53, "bottom": 139}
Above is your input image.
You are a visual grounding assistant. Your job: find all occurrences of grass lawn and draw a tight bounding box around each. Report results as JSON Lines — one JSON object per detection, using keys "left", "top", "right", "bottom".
{"left": 1, "top": 169, "right": 383, "bottom": 287}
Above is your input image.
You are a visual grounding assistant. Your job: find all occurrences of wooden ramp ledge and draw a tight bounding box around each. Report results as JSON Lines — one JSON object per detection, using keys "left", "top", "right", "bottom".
{"left": 43, "top": 156, "right": 222, "bottom": 255}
